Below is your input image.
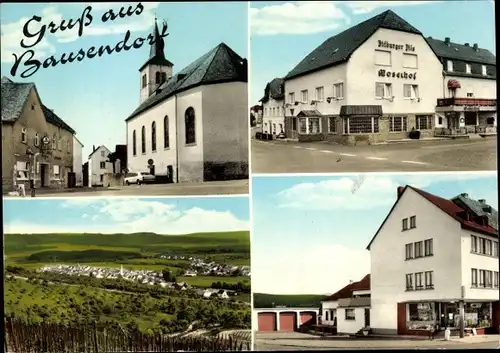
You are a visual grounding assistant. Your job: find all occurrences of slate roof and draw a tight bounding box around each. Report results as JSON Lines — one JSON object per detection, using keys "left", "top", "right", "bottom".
{"left": 452, "top": 194, "right": 498, "bottom": 232}
{"left": 426, "top": 37, "right": 496, "bottom": 65}
{"left": 138, "top": 20, "right": 174, "bottom": 72}
{"left": 297, "top": 109, "right": 321, "bottom": 117}
{"left": 323, "top": 274, "right": 370, "bottom": 302}
{"left": 126, "top": 43, "right": 247, "bottom": 121}
{"left": 1, "top": 76, "right": 75, "bottom": 134}
{"left": 260, "top": 77, "right": 284, "bottom": 103}
{"left": 285, "top": 10, "right": 422, "bottom": 80}
{"left": 367, "top": 186, "right": 498, "bottom": 250}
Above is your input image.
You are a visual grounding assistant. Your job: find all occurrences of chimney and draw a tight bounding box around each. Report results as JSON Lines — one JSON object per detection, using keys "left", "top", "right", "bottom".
{"left": 93, "top": 145, "right": 96, "bottom": 152}
{"left": 464, "top": 43, "right": 470, "bottom": 47}
{"left": 478, "top": 199, "right": 486, "bottom": 204}
{"left": 397, "top": 186, "right": 405, "bottom": 199}
{"left": 427, "top": 36, "right": 432, "bottom": 39}
{"left": 483, "top": 206, "right": 492, "bottom": 214}
{"left": 445, "top": 37, "right": 450, "bottom": 45}
{"left": 349, "top": 280, "right": 354, "bottom": 284}
{"left": 473, "top": 43, "right": 478, "bottom": 51}
{"left": 461, "top": 193, "right": 468, "bottom": 198}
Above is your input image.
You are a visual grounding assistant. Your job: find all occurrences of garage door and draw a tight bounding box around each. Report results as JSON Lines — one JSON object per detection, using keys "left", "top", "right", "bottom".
{"left": 300, "top": 312, "right": 316, "bottom": 327}
{"left": 258, "top": 312, "right": 277, "bottom": 332}
{"left": 279, "top": 312, "right": 296, "bottom": 332}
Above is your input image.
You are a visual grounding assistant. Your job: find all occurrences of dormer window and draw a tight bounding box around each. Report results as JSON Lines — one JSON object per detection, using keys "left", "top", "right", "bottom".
{"left": 466, "top": 64, "right": 471, "bottom": 74}
{"left": 446, "top": 60, "right": 453, "bottom": 72}
{"left": 481, "top": 65, "right": 487, "bottom": 76}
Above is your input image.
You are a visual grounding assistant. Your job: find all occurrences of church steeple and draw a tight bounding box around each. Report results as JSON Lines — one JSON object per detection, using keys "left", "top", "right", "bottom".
{"left": 139, "top": 18, "right": 174, "bottom": 104}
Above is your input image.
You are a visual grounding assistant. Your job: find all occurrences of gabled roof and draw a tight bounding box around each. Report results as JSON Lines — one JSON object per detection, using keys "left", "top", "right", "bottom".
{"left": 88, "top": 145, "right": 111, "bottom": 159}
{"left": 426, "top": 37, "right": 496, "bottom": 66}
{"left": 323, "top": 274, "right": 370, "bottom": 302}
{"left": 285, "top": 10, "right": 422, "bottom": 80}
{"left": 41, "top": 105, "right": 75, "bottom": 134}
{"left": 366, "top": 186, "right": 498, "bottom": 250}
{"left": 260, "top": 77, "right": 284, "bottom": 103}
{"left": 127, "top": 43, "right": 247, "bottom": 122}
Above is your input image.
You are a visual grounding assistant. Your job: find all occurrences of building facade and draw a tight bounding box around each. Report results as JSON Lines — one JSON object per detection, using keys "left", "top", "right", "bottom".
{"left": 126, "top": 20, "right": 248, "bottom": 183}
{"left": 1, "top": 77, "right": 76, "bottom": 192}
{"left": 88, "top": 145, "right": 113, "bottom": 187}
{"left": 270, "top": 10, "right": 495, "bottom": 145}
{"left": 72, "top": 136, "right": 84, "bottom": 187}
{"left": 367, "top": 186, "right": 499, "bottom": 335}
{"left": 260, "top": 78, "right": 285, "bottom": 136}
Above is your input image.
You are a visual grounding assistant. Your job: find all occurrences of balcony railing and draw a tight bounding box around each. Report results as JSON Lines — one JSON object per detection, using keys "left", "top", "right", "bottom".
{"left": 437, "top": 98, "right": 497, "bottom": 107}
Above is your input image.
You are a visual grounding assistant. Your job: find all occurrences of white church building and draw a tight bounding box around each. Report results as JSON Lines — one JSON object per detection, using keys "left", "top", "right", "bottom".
{"left": 125, "top": 20, "right": 248, "bottom": 183}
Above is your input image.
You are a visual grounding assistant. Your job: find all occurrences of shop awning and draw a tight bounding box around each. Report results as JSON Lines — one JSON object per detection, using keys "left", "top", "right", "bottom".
{"left": 340, "top": 105, "right": 383, "bottom": 116}
{"left": 297, "top": 109, "right": 322, "bottom": 117}
{"left": 447, "top": 79, "right": 461, "bottom": 89}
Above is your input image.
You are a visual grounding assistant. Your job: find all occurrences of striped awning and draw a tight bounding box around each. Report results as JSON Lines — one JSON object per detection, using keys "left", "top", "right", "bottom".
{"left": 447, "top": 79, "right": 461, "bottom": 89}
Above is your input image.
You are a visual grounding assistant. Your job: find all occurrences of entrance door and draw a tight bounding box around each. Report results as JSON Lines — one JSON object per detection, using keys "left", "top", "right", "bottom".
{"left": 40, "top": 164, "right": 46, "bottom": 187}
{"left": 167, "top": 165, "right": 173, "bottom": 183}
{"left": 364, "top": 308, "right": 370, "bottom": 327}
{"left": 290, "top": 117, "right": 298, "bottom": 139}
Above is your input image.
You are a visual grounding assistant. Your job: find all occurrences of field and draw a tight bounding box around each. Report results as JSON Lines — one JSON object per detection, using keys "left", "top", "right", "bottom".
{"left": 253, "top": 293, "right": 327, "bottom": 308}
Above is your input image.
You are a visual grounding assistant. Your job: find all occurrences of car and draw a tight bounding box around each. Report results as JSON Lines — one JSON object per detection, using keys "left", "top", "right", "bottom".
{"left": 124, "top": 171, "right": 155, "bottom": 185}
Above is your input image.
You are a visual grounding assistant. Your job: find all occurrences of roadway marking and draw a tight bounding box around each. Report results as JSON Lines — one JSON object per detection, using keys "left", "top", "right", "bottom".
{"left": 339, "top": 153, "right": 356, "bottom": 157}
{"left": 320, "top": 150, "right": 335, "bottom": 153}
{"left": 293, "top": 146, "right": 302, "bottom": 149}
{"left": 421, "top": 141, "right": 486, "bottom": 149}
{"left": 401, "top": 160, "right": 428, "bottom": 165}
{"left": 366, "top": 156, "right": 388, "bottom": 161}
{"left": 305, "top": 147, "right": 317, "bottom": 151}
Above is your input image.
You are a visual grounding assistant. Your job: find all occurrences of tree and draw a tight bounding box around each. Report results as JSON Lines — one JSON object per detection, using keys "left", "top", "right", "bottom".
{"left": 107, "top": 152, "right": 118, "bottom": 173}
{"left": 162, "top": 269, "right": 173, "bottom": 282}
{"left": 250, "top": 114, "right": 256, "bottom": 127}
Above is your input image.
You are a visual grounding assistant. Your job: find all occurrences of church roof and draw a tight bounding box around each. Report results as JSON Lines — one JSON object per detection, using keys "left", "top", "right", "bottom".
{"left": 285, "top": 10, "right": 422, "bottom": 80}
{"left": 126, "top": 42, "right": 247, "bottom": 121}
{"left": 138, "top": 20, "right": 173, "bottom": 72}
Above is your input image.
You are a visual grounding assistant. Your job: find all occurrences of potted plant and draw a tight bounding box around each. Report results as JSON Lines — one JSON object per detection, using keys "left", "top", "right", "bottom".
{"left": 361, "top": 326, "right": 370, "bottom": 336}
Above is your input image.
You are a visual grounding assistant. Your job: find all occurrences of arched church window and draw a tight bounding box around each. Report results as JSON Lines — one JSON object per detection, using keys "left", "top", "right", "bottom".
{"left": 141, "top": 126, "right": 146, "bottom": 153}
{"left": 185, "top": 107, "right": 196, "bottom": 145}
{"left": 155, "top": 72, "right": 161, "bottom": 84}
{"left": 132, "top": 130, "right": 137, "bottom": 156}
{"left": 142, "top": 74, "right": 147, "bottom": 88}
{"left": 151, "top": 121, "right": 157, "bottom": 152}
{"left": 164, "top": 116, "right": 169, "bottom": 148}
{"left": 161, "top": 72, "right": 167, "bottom": 83}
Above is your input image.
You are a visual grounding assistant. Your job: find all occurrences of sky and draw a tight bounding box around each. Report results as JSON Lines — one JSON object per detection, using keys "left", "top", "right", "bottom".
{"left": 251, "top": 172, "right": 498, "bottom": 295}
{"left": 250, "top": 0, "right": 497, "bottom": 104}
{"left": 0, "top": 2, "right": 248, "bottom": 158}
{"left": 3, "top": 196, "right": 250, "bottom": 234}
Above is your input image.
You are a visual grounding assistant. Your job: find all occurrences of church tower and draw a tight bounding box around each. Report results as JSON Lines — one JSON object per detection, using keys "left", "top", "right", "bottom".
{"left": 139, "top": 19, "right": 174, "bottom": 104}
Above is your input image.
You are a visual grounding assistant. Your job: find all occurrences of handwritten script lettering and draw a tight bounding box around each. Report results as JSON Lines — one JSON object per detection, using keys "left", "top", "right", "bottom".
{"left": 10, "top": 3, "right": 165, "bottom": 78}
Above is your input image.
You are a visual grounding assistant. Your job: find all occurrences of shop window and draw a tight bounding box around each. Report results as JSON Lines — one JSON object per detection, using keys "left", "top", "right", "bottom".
{"left": 333, "top": 83, "right": 344, "bottom": 99}
{"left": 465, "top": 303, "right": 492, "bottom": 328}
{"left": 374, "top": 49, "right": 391, "bottom": 66}
{"left": 288, "top": 92, "right": 295, "bottom": 104}
{"left": 315, "top": 86, "right": 324, "bottom": 101}
{"left": 416, "top": 115, "right": 432, "bottom": 130}
{"left": 415, "top": 272, "right": 423, "bottom": 290}
{"left": 308, "top": 118, "right": 320, "bottom": 134}
{"left": 424, "top": 239, "right": 433, "bottom": 256}
{"left": 300, "top": 90, "right": 308, "bottom": 103}
{"left": 487, "top": 117, "right": 495, "bottom": 125}
{"left": 405, "top": 243, "right": 414, "bottom": 260}
{"left": 299, "top": 118, "right": 307, "bottom": 134}
{"left": 345, "top": 117, "right": 379, "bottom": 134}
{"left": 414, "top": 241, "right": 423, "bottom": 258}
{"left": 408, "top": 303, "right": 435, "bottom": 328}
{"left": 328, "top": 117, "right": 336, "bottom": 133}
{"left": 402, "top": 53, "right": 418, "bottom": 69}
{"left": 389, "top": 116, "right": 407, "bottom": 132}
{"left": 402, "top": 217, "right": 408, "bottom": 230}
{"left": 344, "top": 309, "right": 355, "bottom": 321}
{"left": 405, "top": 273, "right": 413, "bottom": 291}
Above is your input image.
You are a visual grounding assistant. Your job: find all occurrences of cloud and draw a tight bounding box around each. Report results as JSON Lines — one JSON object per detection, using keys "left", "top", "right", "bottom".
{"left": 252, "top": 242, "right": 370, "bottom": 294}
{"left": 250, "top": 1, "right": 350, "bottom": 36}
{"left": 345, "top": 1, "right": 439, "bottom": 14}
{"left": 276, "top": 173, "right": 496, "bottom": 211}
{"left": 1, "top": 2, "right": 160, "bottom": 63}
{"left": 5, "top": 198, "right": 249, "bottom": 234}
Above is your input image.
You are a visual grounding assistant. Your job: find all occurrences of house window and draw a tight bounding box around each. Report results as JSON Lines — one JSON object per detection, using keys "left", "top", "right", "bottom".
{"left": 424, "top": 271, "right": 434, "bottom": 289}
{"left": 52, "top": 133, "right": 57, "bottom": 149}
{"left": 471, "top": 235, "right": 478, "bottom": 253}
{"left": 410, "top": 216, "right": 416, "bottom": 229}
{"left": 279, "top": 123, "right": 283, "bottom": 133}
{"left": 485, "top": 270, "right": 493, "bottom": 288}
{"left": 416, "top": 115, "right": 432, "bottom": 130}
{"left": 344, "top": 309, "right": 355, "bottom": 321}
{"left": 438, "top": 116, "right": 443, "bottom": 125}
{"left": 151, "top": 121, "right": 157, "bottom": 152}
{"left": 494, "top": 241, "right": 498, "bottom": 257}
{"left": 316, "top": 86, "right": 324, "bottom": 101}
{"left": 155, "top": 71, "right": 161, "bottom": 84}
{"left": 414, "top": 241, "right": 423, "bottom": 258}
{"left": 402, "top": 53, "right": 418, "bottom": 69}
{"left": 288, "top": 92, "right": 295, "bottom": 104}
{"left": 100, "top": 175, "right": 104, "bottom": 182}
{"left": 21, "top": 127, "right": 27, "bottom": 143}
{"left": 405, "top": 273, "right": 413, "bottom": 291}
{"left": 309, "top": 118, "right": 320, "bottom": 134}
{"left": 101, "top": 150, "right": 105, "bottom": 157}
{"left": 185, "top": 107, "right": 196, "bottom": 144}
{"left": 424, "top": 239, "right": 433, "bottom": 256}
{"left": 389, "top": 116, "right": 407, "bottom": 132}
{"left": 164, "top": 116, "right": 169, "bottom": 148}
{"left": 467, "top": 93, "right": 473, "bottom": 98}
{"left": 272, "top": 123, "right": 276, "bottom": 134}
{"left": 344, "top": 117, "right": 379, "bottom": 134}
{"left": 328, "top": 117, "right": 336, "bottom": 133}
{"left": 478, "top": 237, "right": 485, "bottom": 254}
{"left": 466, "top": 63, "right": 471, "bottom": 74}
{"left": 471, "top": 268, "right": 478, "bottom": 287}
{"left": 325, "top": 311, "right": 329, "bottom": 321}
{"left": 132, "top": 130, "right": 137, "bottom": 156}
{"left": 415, "top": 272, "right": 423, "bottom": 290}
{"left": 58, "top": 136, "right": 62, "bottom": 151}
{"left": 142, "top": 74, "right": 147, "bottom": 88}
{"left": 333, "top": 83, "right": 344, "bottom": 99}
{"left": 402, "top": 218, "right": 408, "bottom": 231}
{"left": 481, "top": 65, "right": 487, "bottom": 76}
{"left": 374, "top": 49, "right": 391, "bottom": 66}
{"left": 53, "top": 165, "right": 60, "bottom": 179}
{"left": 405, "top": 243, "right": 414, "bottom": 260}
{"left": 485, "top": 239, "right": 492, "bottom": 256}
{"left": 34, "top": 133, "right": 39, "bottom": 147}
{"left": 66, "top": 140, "right": 70, "bottom": 153}
{"left": 264, "top": 108, "right": 268, "bottom": 116}
{"left": 15, "top": 161, "right": 29, "bottom": 181}
{"left": 141, "top": 126, "right": 146, "bottom": 153}
{"left": 447, "top": 60, "right": 453, "bottom": 71}
{"left": 403, "top": 84, "right": 419, "bottom": 98}
{"left": 495, "top": 272, "right": 499, "bottom": 288}
{"left": 100, "top": 161, "right": 106, "bottom": 169}
{"left": 161, "top": 72, "right": 167, "bottom": 83}
{"left": 479, "top": 269, "right": 485, "bottom": 287}
{"left": 299, "top": 118, "right": 307, "bottom": 134}
{"left": 301, "top": 90, "right": 308, "bottom": 103}
{"left": 375, "top": 83, "right": 392, "bottom": 99}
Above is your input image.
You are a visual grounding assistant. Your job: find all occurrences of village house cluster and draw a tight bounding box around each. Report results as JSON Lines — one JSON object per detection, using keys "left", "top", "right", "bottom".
{"left": 258, "top": 10, "right": 496, "bottom": 145}
{"left": 158, "top": 254, "right": 251, "bottom": 277}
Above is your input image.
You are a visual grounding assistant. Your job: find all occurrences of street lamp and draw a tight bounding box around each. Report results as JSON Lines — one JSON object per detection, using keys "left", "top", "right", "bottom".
{"left": 26, "top": 147, "right": 40, "bottom": 197}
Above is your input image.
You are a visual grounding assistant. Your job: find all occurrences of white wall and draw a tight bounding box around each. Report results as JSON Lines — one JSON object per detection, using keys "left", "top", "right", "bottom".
{"left": 89, "top": 146, "right": 113, "bottom": 186}
{"left": 369, "top": 187, "right": 464, "bottom": 331}
{"left": 263, "top": 98, "right": 285, "bottom": 134}
{"left": 285, "top": 63, "right": 347, "bottom": 117}
{"left": 337, "top": 307, "right": 368, "bottom": 334}
{"left": 321, "top": 300, "right": 338, "bottom": 325}
{"left": 346, "top": 28, "right": 442, "bottom": 115}
{"left": 443, "top": 75, "right": 497, "bottom": 99}
{"left": 72, "top": 136, "right": 83, "bottom": 187}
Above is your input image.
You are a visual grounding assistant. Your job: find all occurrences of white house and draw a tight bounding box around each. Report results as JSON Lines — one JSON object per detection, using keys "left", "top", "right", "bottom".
{"left": 260, "top": 78, "right": 285, "bottom": 136}
{"left": 88, "top": 145, "right": 113, "bottom": 187}
{"left": 367, "top": 185, "right": 499, "bottom": 335}
{"left": 72, "top": 135, "right": 83, "bottom": 187}
{"left": 125, "top": 20, "right": 248, "bottom": 183}
{"left": 321, "top": 274, "right": 371, "bottom": 335}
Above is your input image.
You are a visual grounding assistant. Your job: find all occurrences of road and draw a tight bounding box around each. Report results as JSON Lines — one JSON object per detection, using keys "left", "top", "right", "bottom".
{"left": 8, "top": 179, "right": 249, "bottom": 198}
{"left": 251, "top": 137, "right": 497, "bottom": 173}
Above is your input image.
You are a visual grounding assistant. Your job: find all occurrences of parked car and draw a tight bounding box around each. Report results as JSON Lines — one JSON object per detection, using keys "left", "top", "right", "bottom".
{"left": 124, "top": 171, "right": 155, "bottom": 185}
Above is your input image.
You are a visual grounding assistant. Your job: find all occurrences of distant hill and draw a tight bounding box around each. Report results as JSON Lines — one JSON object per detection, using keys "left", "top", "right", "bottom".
{"left": 253, "top": 293, "right": 327, "bottom": 308}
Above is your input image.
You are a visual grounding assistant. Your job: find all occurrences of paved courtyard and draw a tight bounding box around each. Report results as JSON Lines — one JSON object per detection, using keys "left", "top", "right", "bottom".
{"left": 251, "top": 137, "right": 497, "bottom": 173}
{"left": 254, "top": 331, "right": 500, "bottom": 350}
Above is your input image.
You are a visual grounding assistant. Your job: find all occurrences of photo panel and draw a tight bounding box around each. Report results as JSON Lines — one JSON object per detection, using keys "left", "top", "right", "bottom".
{"left": 3, "top": 196, "right": 251, "bottom": 351}
{"left": 2, "top": 1, "right": 249, "bottom": 198}
{"left": 251, "top": 172, "right": 499, "bottom": 350}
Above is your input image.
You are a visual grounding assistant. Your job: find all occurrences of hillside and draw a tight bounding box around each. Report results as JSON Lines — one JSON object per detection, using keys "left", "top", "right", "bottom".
{"left": 253, "top": 293, "right": 326, "bottom": 308}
